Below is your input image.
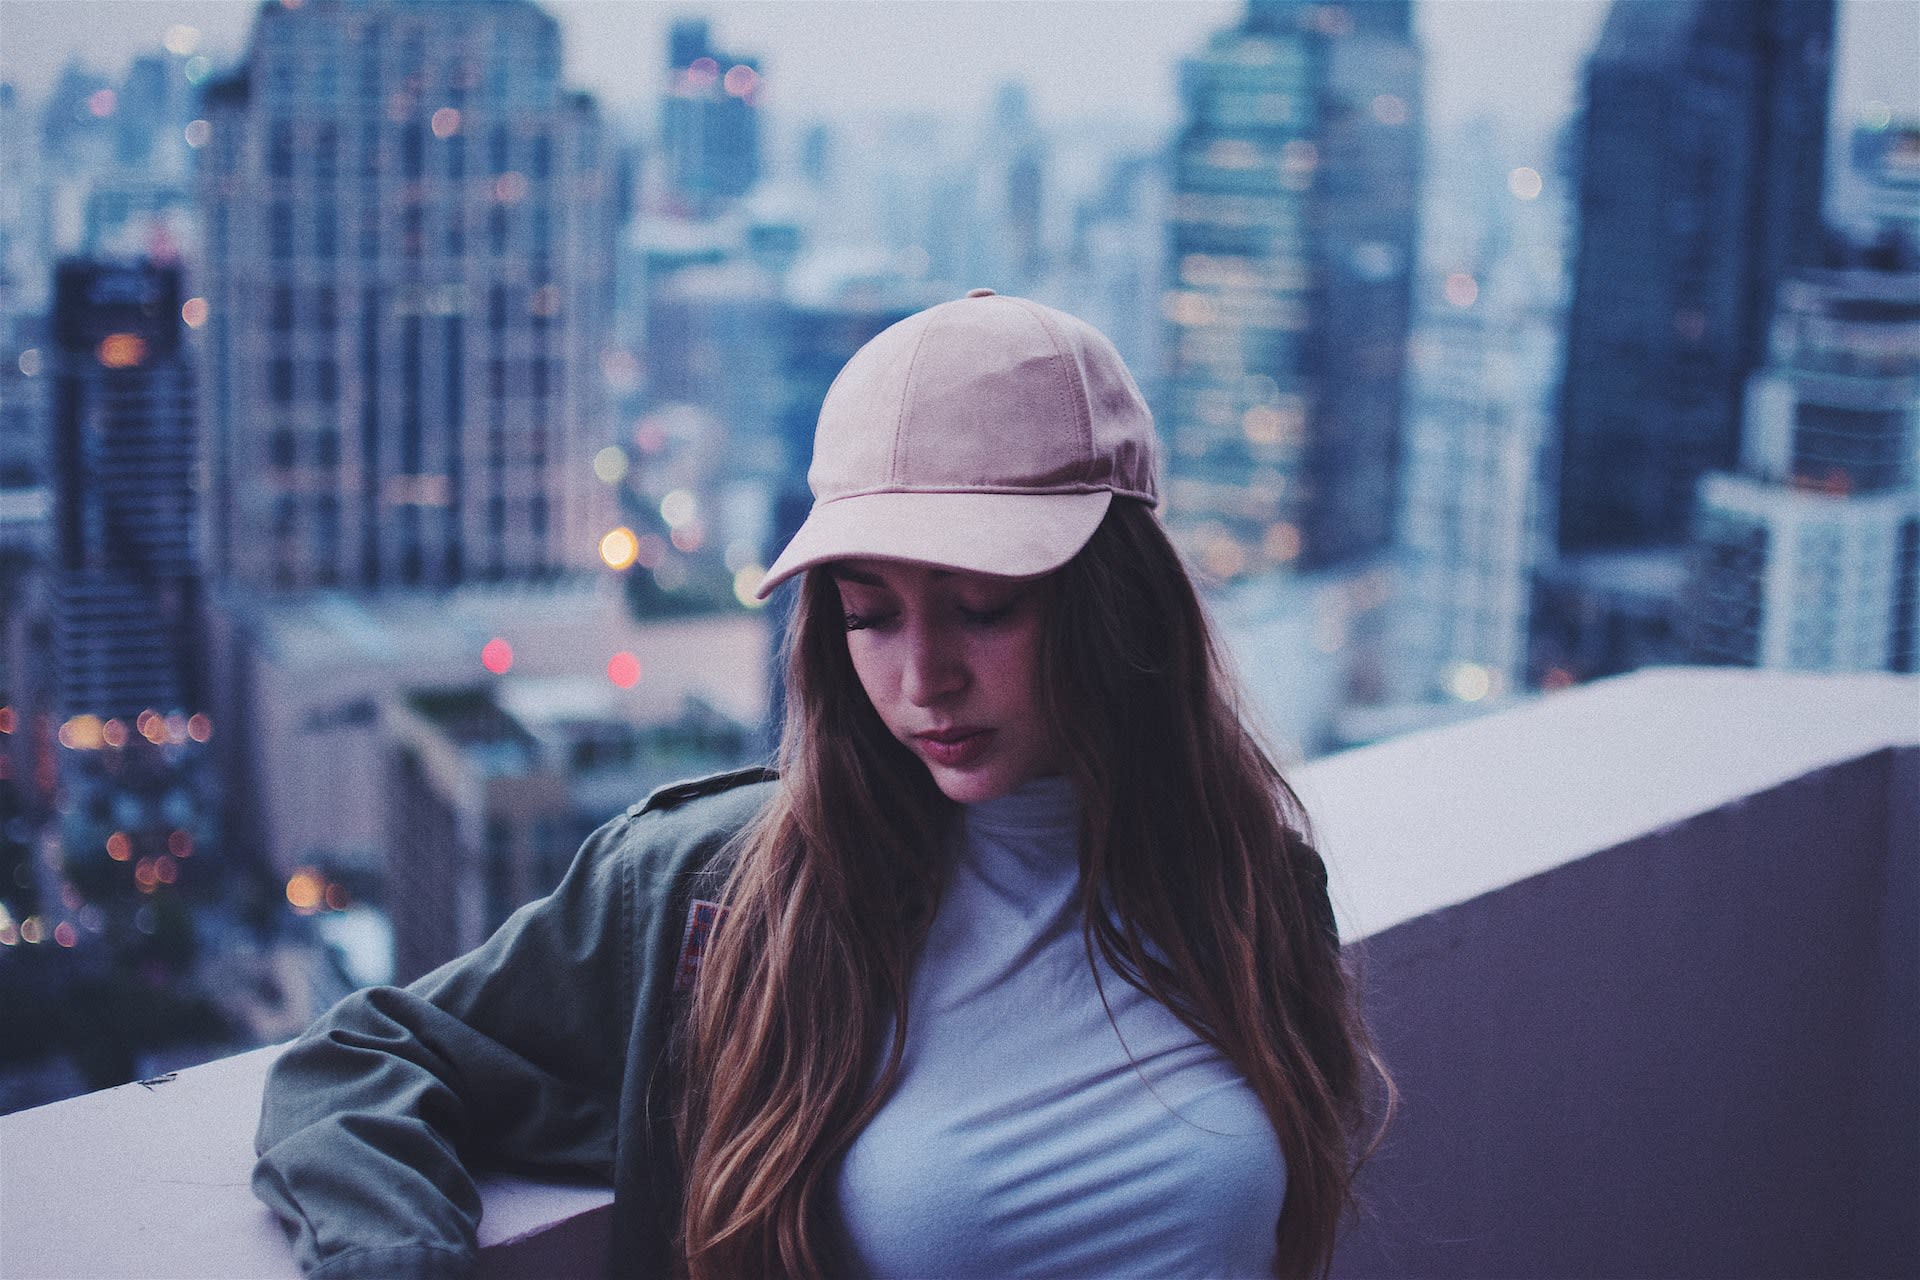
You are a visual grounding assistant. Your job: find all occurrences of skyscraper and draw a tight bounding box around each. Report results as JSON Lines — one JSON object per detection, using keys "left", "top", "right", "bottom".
{"left": 1688, "top": 263, "right": 1918, "bottom": 673}
{"left": 659, "top": 19, "right": 762, "bottom": 214}
{"left": 193, "top": 0, "right": 616, "bottom": 594}
{"left": 48, "top": 258, "right": 199, "bottom": 718}
{"left": 1555, "top": 0, "right": 1835, "bottom": 553}
{"left": 1162, "top": 0, "right": 1421, "bottom": 581}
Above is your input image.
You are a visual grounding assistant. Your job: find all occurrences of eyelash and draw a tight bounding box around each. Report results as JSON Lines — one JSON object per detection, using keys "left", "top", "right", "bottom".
{"left": 841, "top": 603, "right": 1017, "bottom": 632}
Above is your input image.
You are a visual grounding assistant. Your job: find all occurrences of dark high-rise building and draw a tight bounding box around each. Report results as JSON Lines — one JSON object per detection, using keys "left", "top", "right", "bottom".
{"left": 660, "top": 19, "right": 762, "bottom": 212}
{"left": 1555, "top": 0, "right": 1835, "bottom": 552}
{"left": 1162, "top": 0, "right": 1421, "bottom": 581}
{"left": 48, "top": 258, "right": 199, "bottom": 717}
{"left": 193, "top": 0, "right": 617, "bottom": 594}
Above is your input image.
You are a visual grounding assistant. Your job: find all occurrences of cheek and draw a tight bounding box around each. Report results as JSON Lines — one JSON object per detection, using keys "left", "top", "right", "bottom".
{"left": 843, "top": 635, "right": 895, "bottom": 714}
{"left": 990, "top": 619, "right": 1048, "bottom": 707}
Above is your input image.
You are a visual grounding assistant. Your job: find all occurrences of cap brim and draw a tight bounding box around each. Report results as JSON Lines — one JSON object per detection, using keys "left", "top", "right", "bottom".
{"left": 755, "top": 489, "right": 1113, "bottom": 598}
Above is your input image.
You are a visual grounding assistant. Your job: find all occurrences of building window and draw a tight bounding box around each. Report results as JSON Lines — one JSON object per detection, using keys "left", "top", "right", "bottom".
{"left": 271, "top": 286, "right": 295, "bottom": 331}
{"left": 315, "top": 203, "right": 337, "bottom": 259}
{"left": 360, "top": 120, "right": 381, "bottom": 178}
{"left": 270, "top": 120, "right": 295, "bottom": 179}
{"left": 315, "top": 123, "right": 339, "bottom": 182}
{"left": 403, "top": 123, "right": 425, "bottom": 179}
{"left": 270, "top": 357, "right": 295, "bottom": 404}
{"left": 271, "top": 202, "right": 295, "bottom": 259}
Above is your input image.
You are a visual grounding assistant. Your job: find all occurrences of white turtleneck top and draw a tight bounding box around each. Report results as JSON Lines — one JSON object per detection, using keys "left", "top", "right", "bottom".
{"left": 835, "top": 776, "right": 1286, "bottom": 1278}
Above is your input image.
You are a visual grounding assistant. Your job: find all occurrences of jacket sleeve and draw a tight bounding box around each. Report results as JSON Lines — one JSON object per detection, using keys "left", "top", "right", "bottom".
{"left": 252, "top": 809, "right": 656, "bottom": 1280}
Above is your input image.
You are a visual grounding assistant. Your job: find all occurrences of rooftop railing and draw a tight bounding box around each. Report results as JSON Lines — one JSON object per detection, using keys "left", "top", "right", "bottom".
{"left": 2, "top": 667, "right": 1914, "bottom": 1279}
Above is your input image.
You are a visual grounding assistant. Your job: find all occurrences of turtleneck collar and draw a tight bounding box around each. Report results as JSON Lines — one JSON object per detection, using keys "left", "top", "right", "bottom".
{"left": 959, "top": 773, "right": 1080, "bottom": 843}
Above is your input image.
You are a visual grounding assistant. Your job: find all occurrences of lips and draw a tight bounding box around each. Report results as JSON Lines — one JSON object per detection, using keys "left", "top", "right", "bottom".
{"left": 913, "top": 727, "right": 993, "bottom": 768}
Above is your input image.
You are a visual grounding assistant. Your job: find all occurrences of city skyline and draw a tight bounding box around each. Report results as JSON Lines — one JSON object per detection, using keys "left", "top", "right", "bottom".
{"left": 3, "top": 0, "right": 1915, "bottom": 149}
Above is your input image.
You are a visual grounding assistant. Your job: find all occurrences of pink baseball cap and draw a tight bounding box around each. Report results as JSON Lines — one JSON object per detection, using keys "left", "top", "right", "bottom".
{"left": 756, "top": 290, "right": 1160, "bottom": 597}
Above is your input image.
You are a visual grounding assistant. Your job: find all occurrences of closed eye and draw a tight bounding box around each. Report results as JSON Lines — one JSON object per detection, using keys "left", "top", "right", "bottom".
{"left": 958, "top": 602, "right": 1017, "bottom": 627}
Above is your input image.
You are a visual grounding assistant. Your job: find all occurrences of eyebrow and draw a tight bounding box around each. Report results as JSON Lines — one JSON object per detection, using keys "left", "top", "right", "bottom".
{"left": 826, "top": 564, "right": 954, "bottom": 587}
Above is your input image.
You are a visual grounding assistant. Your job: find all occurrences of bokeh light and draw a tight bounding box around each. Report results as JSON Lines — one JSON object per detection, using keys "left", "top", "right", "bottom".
{"left": 430, "top": 107, "right": 462, "bottom": 138}
{"left": 181, "top": 297, "right": 209, "bottom": 328}
{"left": 164, "top": 24, "right": 201, "bottom": 55}
{"left": 659, "top": 489, "right": 697, "bottom": 528}
{"left": 607, "top": 651, "right": 641, "bottom": 688}
{"left": 1444, "top": 273, "right": 1479, "bottom": 308}
{"left": 1371, "top": 94, "right": 1408, "bottom": 126}
{"left": 599, "top": 526, "right": 639, "bottom": 570}
{"left": 97, "top": 334, "right": 147, "bottom": 368}
{"left": 286, "top": 869, "right": 324, "bottom": 913}
{"left": 183, "top": 119, "right": 211, "bottom": 148}
{"left": 733, "top": 565, "right": 767, "bottom": 607}
{"left": 593, "top": 446, "right": 629, "bottom": 484}
{"left": 1508, "top": 167, "right": 1543, "bottom": 200}
{"left": 1448, "top": 662, "right": 1493, "bottom": 702}
{"left": 481, "top": 637, "right": 514, "bottom": 674}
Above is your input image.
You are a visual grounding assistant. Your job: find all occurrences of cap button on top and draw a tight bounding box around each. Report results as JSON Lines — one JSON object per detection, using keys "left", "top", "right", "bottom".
{"left": 965, "top": 288, "right": 996, "bottom": 298}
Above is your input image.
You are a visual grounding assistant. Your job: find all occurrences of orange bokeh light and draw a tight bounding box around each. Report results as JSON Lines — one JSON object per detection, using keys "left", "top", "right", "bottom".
{"left": 97, "top": 334, "right": 147, "bottom": 368}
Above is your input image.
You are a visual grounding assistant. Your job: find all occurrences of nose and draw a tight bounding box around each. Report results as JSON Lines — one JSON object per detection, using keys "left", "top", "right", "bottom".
{"left": 900, "top": 619, "right": 966, "bottom": 707}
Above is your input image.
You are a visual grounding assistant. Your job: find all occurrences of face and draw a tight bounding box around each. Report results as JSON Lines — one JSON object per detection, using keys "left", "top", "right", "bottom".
{"left": 831, "top": 559, "right": 1063, "bottom": 805}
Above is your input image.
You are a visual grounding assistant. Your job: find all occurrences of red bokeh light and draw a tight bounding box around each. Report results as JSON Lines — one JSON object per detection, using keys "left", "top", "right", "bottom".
{"left": 481, "top": 637, "right": 513, "bottom": 674}
{"left": 607, "top": 651, "right": 641, "bottom": 688}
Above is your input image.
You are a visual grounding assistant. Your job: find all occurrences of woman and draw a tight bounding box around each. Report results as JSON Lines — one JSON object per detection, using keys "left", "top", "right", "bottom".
{"left": 255, "top": 291, "right": 1387, "bottom": 1280}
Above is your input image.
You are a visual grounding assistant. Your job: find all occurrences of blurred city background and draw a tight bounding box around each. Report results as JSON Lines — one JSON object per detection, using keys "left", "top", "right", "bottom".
{"left": 0, "top": 0, "right": 1913, "bottom": 1114}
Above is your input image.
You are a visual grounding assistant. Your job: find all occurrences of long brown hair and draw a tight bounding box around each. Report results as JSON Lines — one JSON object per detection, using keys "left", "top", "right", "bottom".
{"left": 676, "top": 500, "right": 1390, "bottom": 1278}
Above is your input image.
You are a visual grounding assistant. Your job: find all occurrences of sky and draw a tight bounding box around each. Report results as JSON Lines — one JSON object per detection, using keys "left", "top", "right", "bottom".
{"left": 1, "top": 0, "right": 1915, "bottom": 149}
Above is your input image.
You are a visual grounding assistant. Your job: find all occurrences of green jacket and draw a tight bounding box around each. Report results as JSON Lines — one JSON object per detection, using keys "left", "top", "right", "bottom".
{"left": 253, "top": 766, "right": 778, "bottom": 1280}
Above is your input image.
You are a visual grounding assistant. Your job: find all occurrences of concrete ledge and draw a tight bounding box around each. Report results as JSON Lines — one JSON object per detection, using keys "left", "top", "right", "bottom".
{"left": 0, "top": 1045, "right": 613, "bottom": 1279}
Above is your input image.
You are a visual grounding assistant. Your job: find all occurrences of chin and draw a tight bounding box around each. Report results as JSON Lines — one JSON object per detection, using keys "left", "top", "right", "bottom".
{"left": 926, "top": 766, "right": 1020, "bottom": 806}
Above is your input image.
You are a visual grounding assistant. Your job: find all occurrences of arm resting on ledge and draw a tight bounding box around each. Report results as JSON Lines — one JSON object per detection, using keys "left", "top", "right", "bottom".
{"left": 253, "top": 812, "right": 646, "bottom": 1278}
